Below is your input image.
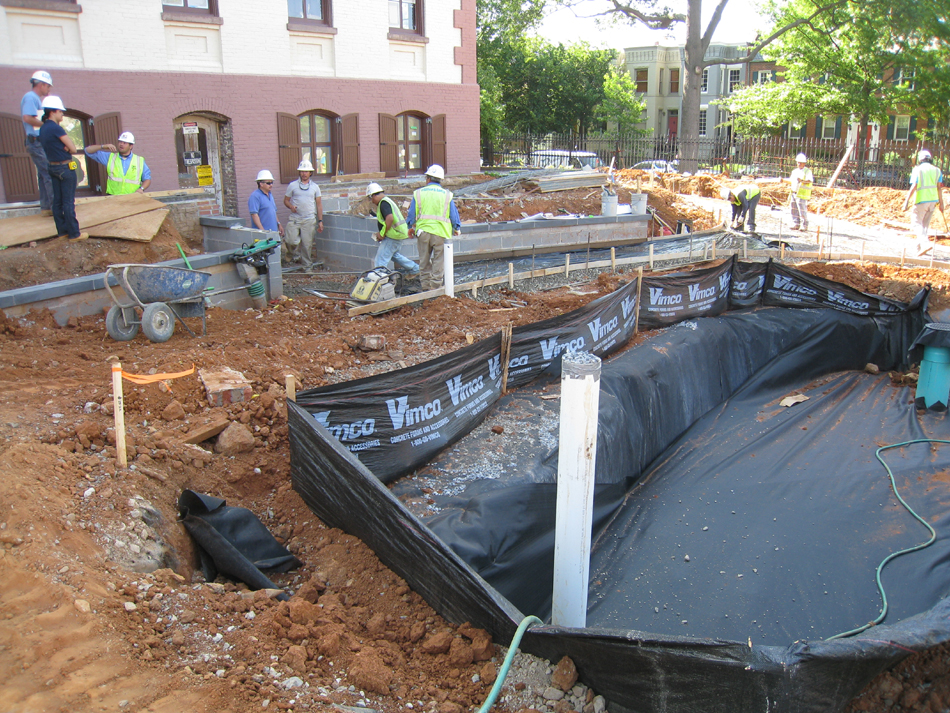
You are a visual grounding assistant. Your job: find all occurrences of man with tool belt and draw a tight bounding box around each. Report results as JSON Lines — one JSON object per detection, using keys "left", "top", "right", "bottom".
{"left": 406, "top": 165, "right": 461, "bottom": 292}
{"left": 21, "top": 70, "right": 54, "bottom": 214}
{"left": 902, "top": 149, "right": 945, "bottom": 256}
{"left": 84, "top": 131, "right": 151, "bottom": 194}
{"left": 366, "top": 182, "right": 420, "bottom": 277}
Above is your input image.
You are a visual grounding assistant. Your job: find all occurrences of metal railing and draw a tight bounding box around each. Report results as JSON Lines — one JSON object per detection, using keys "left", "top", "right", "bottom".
{"left": 482, "top": 133, "right": 950, "bottom": 190}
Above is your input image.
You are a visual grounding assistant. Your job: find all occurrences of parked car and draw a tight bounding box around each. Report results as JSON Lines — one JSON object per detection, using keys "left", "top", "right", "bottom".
{"left": 632, "top": 159, "right": 679, "bottom": 173}
{"left": 531, "top": 150, "right": 605, "bottom": 170}
{"left": 854, "top": 164, "right": 909, "bottom": 190}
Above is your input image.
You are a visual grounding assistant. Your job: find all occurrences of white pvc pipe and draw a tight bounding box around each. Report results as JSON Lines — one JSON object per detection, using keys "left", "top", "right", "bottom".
{"left": 552, "top": 350, "right": 602, "bottom": 628}
{"left": 443, "top": 241, "right": 455, "bottom": 298}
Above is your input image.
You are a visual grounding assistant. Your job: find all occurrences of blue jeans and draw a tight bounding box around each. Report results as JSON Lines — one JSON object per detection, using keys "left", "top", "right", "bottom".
{"left": 26, "top": 138, "right": 52, "bottom": 210}
{"left": 48, "top": 163, "right": 80, "bottom": 239}
{"left": 374, "top": 237, "right": 419, "bottom": 273}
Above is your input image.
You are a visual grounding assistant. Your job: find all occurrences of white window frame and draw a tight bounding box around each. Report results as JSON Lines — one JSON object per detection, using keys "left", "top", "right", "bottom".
{"left": 729, "top": 68, "right": 741, "bottom": 93}
{"left": 821, "top": 114, "right": 837, "bottom": 140}
{"left": 701, "top": 68, "right": 709, "bottom": 93}
{"left": 634, "top": 68, "right": 649, "bottom": 94}
{"left": 894, "top": 115, "right": 911, "bottom": 141}
{"left": 699, "top": 107, "right": 708, "bottom": 137}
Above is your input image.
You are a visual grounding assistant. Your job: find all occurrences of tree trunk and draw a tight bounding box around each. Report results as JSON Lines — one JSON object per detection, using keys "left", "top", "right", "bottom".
{"left": 679, "top": 0, "right": 705, "bottom": 174}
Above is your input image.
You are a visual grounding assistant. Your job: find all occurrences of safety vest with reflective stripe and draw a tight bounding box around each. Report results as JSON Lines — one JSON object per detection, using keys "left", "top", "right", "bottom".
{"left": 413, "top": 184, "right": 453, "bottom": 239}
{"left": 792, "top": 168, "right": 814, "bottom": 199}
{"left": 731, "top": 184, "right": 760, "bottom": 205}
{"left": 377, "top": 196, "right": 409, "bottom": 240}
{"left": 106, "top": 153, "right": 145, "bottom": 195}
{"left": 913, "top": 163, "right": 941, "bottom": 204}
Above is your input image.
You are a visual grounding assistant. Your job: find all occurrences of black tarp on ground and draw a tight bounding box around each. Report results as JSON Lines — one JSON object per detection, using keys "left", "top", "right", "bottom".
{"left": 288, "top": 266, "right": 945, "bottom": 712}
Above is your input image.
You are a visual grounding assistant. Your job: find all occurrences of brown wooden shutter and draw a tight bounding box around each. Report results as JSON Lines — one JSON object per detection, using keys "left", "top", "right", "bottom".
{"left": 431, "top": 114, "right": 447, "bottom": 172}
{"left": 91, "top": 112, "right": 121, "bottom": 195}
{"left": 0, "top": 112, "right": 39, "bottom": 203}
{"left": 379, "top": 113, "right": 398, "bottom": 177}
{"left": 277, "top": 112, "right": 301, "bottom": 184}
{"left": 341, "top": 113, "right": 360, "bottom": 175}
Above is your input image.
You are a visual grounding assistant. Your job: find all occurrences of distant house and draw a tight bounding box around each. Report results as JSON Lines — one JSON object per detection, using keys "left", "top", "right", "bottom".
{"left": 0, "top": 0, "right": 479, "bottom": 219}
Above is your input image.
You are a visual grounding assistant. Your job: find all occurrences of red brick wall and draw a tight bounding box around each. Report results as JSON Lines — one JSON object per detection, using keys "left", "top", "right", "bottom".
{"left": 0, "top": 68, "right": 481, "bottom": 224}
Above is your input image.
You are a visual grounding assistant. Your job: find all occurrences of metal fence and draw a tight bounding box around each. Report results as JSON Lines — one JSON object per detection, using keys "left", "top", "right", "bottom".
{"left": 482, "top": 133, "right": 950, "bottom": 190}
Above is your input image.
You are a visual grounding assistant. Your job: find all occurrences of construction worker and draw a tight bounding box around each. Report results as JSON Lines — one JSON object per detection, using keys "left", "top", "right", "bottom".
{"left": 366, "top": 182, "right": 419, "bottom": 276}
{"left": 21, "top": 70, "right": 54, "bottom": 214}
{"left": 248, "top": 169, "right": 284, "bottom": 238}
{"left": 720, "top": 184, "right": 760, "bottom": 233}
{"left": 902, "top": 149, "right": 945, "bottom": 256}
{"left": 282, "top": 159, "right": 323, "bottom": 268}
{"left": 789, "top": 153, "right": 813, "bottom": 232}
{"left": 39, "top": 95, "right": 86, "bottom": 241}
{"left": 406, "top": 165, "right": 461, "bottom": 291}
{"left": 84, "top": 132, "right": 151, "bottom": 194}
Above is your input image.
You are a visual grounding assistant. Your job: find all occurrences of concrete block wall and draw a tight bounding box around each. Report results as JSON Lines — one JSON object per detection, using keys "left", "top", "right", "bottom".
{"left": 320, "top": 214, "right": 651, "bottom": 272}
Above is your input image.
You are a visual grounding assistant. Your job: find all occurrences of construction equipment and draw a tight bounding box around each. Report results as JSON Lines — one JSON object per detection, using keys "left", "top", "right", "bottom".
{"left": 349, "top": 267, "right": 403, "bottom": 305}
{"left": 231, "top": 238, "right": 281, "bottom": 309}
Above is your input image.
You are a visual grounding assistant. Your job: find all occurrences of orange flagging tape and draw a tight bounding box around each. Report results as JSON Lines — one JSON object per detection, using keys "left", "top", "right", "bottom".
{"left": 121, "top": 365, "right": 195, "bottom": 385}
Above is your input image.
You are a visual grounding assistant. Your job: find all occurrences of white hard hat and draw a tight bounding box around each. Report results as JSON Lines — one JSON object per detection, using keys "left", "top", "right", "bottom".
{"left": 795, "top": 153, "right": 807, "bottom": 163}
{"left": 297, "top": 160, "right": 314, "bottom": 172}
{"left": 41, "top": 95, "right": 66, "bottom": 112}
{"left": 118, "top": 131, "right": 135, "bottom": 144}
{"left": 31, "top": 70, "right": 52, "bottom": 86}
{"left": 366, "top": 182, "right": 384, "bottom": 197}
{"left": 719, "top": 187, "right": 732, "bottom": 200}
{"left": 919, "top": 149, "right": 932, "bottom": 162}
{"left": 255, "top": 169, "right": 275, "bottom": 182}
{"left": 425, "top": 164, "right": 445, "bottom": 180}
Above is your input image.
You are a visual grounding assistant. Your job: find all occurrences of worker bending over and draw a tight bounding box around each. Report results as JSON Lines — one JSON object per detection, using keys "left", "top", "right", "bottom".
{"left": 85, "top": 132, "right": 151, "bottom": 194}
{"left": 721, "top": 184, "right": 760, "bottom": 234}
{"left": 366, "top": 182, "right": 419, "bottom": 276}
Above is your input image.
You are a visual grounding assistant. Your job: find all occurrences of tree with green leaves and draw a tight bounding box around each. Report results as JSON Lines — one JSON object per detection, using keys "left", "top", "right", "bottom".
{"left": 725, "top": 0, "right": 950, "bottom": 160}
{"left": 595, "top": 64, "right": 648, "bottom": 133}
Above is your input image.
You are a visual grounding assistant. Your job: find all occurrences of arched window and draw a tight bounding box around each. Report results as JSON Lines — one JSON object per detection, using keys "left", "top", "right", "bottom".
{"left": 277, "top": 110, "right": 360, "bottom": 182}
{"left": 378, "top": 111, "right": 445, "bottom": 177}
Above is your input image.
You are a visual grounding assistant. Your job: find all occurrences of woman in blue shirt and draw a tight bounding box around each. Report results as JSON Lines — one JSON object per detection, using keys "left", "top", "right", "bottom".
{"left": 38, "top": 95, "right": 86, "bottom": 241}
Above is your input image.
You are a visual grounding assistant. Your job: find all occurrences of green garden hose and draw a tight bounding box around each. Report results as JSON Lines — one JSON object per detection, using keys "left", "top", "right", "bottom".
{"left": 477, "top": 615, "right": 544, "bottom": 713}
{"left": 826, "top": 438, "right": 950, "bottom": 640}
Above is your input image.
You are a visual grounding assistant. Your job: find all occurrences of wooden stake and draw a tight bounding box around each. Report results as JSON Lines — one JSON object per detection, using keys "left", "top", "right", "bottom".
{"left": 818, "top": 239, "right": 824, "bottom": 261}
{"left": 743, "top": 238, "right": 748, "bottom": 259}
{"left": 816, "top": 226, "right": 821, "bottom": 248}
{"left": 285, "top": 374, "right": 296, "bottom": 402}
{"left": 634, "top": 266, "right": 643, "bottom": 335}
{"left": 610, "top": 247, "right": 616, "bottom": 272}
{"left": 500, "top": 323, "right": 513, "bottom": 394}
{"left": 565, "top": 254, "right": 570, "bottom": 277}
{"left": 649, "top": 243, "right": 654, "bottom": 270}
{"left": 472, "top": 283, "right": 478, "bottom": 298}
{"left": 112, "top": 362, "right": 127, "bottom": 468}
{"left": 781, "top": 242, "right": 786, "bottom": 260}
{"left": 901, "top": 247, "right": 906, "bottom": 268}
{"left": 712, "top": 242, "right": 717, "bottom": 260}
{"left": 860, "top": 242, "right": 865, "bottom": 263}
{"left": 508, "top": 262, "right": 514, "bottom": 290}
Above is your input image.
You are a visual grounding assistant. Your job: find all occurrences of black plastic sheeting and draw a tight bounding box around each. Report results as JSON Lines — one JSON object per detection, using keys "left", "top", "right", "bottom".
{"left": 287, "top": 264, "right": 950, "bottom": 712}
{"left": 178, "top": 490, "right": 301, "bottom": 600}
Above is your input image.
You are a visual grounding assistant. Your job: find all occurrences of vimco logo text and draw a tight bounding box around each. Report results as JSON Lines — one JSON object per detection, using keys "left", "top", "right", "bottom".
{"left": 649, "top": 287, "right": 682, "bottom": 306}
{"left": 587, "top": 315, "right": 619, "bottom": 341}
{"left": 774, "top": 274, "right": 817, "bottom": 296}
{"left": 621, "top": 294, "right": 637, "bottom": 319}
{"left": 688, "top": 283, "right": 717, "bottom": 301}
{"left": 386, "top": 396, "right": 443, "bottom": 430}
{"left": 540, "top": 335, "right": 586, "bottom": 361}
{"left": 313, "top": 411, "right": 375, "bottom": 441}
{"left": 827, "top": 290, "right": 870, "bottom": 311}
{"left": 446, "top": 374, "right": 486, "bottom": 406}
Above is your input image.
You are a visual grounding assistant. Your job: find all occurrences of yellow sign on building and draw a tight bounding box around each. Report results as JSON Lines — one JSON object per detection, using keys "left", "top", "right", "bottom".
{"left": 196, "top": 165, "right": 214, "bottom": 187}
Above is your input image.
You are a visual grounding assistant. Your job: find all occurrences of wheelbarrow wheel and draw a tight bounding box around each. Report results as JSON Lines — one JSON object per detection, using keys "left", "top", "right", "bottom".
{"left": 105, "top": 306, "right": 139, "bottom": 341}
{"left": 141, "top": 302, "right": 175, "bottom": 343}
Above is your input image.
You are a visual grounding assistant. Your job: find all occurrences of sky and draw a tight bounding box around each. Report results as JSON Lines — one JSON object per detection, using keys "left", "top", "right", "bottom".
{"left": 536, "top": 0, "right": 770, "bottom": 50}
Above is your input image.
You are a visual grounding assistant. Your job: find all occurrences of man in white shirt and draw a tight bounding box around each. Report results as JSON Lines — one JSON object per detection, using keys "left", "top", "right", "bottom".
{"left": 282, "top": 160, "right": 324, "bottom": 269}
{"left": 789, "top": 153, "right": 813, "bottom": 232}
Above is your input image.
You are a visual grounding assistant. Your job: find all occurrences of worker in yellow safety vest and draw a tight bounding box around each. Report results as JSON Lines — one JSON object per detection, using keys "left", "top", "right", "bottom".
{"left": 406, "top": 165, "right": 461, "bottom": 291}
{"left": 84, "top": 131, "right": 151, "bottom": 194}
{"left": 367, "top": 182, "right": 420, "bottom": 276}
{"left": 720, "top": 184, "right": 761, "bottom": 233}
{"left": 902, "top": 149, "right": 945, "bottom": 256}
{"left": 789, "top": 153, "right": 813, "bottom": 232}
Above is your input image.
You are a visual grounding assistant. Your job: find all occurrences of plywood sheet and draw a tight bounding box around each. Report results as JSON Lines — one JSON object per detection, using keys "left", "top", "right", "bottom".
{"left": 0, "top": 193, "right": 165, "bottom": 247}
{"left": 88, "top": 208, "right": 169, "bottom": 242}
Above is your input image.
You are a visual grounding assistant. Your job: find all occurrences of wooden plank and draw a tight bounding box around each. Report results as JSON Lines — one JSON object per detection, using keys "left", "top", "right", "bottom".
{"left": 0, "top": 192, "right": 166, "bottom": 247}
{"left": 332, "top": 171, "right": 386, "bottom": 183}
{"left": 348, "top": 286, "right": 445, "bottom": 316}
{"left": 180, "top": 417, "right": 231, "bottom": 444}
{"left": 88, "top": 208, "right": 169, "bottom": 242}
{"left": 826, "top": 145, "right": 854, "bottom": 189}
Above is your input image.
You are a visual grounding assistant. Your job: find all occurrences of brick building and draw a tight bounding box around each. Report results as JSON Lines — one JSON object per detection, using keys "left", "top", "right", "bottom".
{"left": 0, "top": 0, "right": 479, "bottom": 220}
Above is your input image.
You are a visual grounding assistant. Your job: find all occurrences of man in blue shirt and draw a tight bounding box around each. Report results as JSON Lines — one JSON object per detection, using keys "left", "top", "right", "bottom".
{"left": 39, "top": 95, "right": 86, "bottom": 241}
{"left": 248, "top": 169, "right": 283, "bottom": 236}
{"left": 84, "top": 131, "right": 151, "bottom": 194}
{"left": 20, "top": 70, "right": 54, "bottom": 213}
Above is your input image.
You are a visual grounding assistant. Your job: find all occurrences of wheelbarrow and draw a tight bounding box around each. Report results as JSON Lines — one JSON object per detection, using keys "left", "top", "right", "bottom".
{"left": 104, "top": 264, "right": 212, "bottom": 343}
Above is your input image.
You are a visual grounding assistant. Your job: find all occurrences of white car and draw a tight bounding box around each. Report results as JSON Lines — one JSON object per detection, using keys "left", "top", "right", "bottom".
{"left": 633, "top": 160, "right": 679, "bottom": 173}
{"left": 531, "top": 150, "right": 605, "bottom": 170}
